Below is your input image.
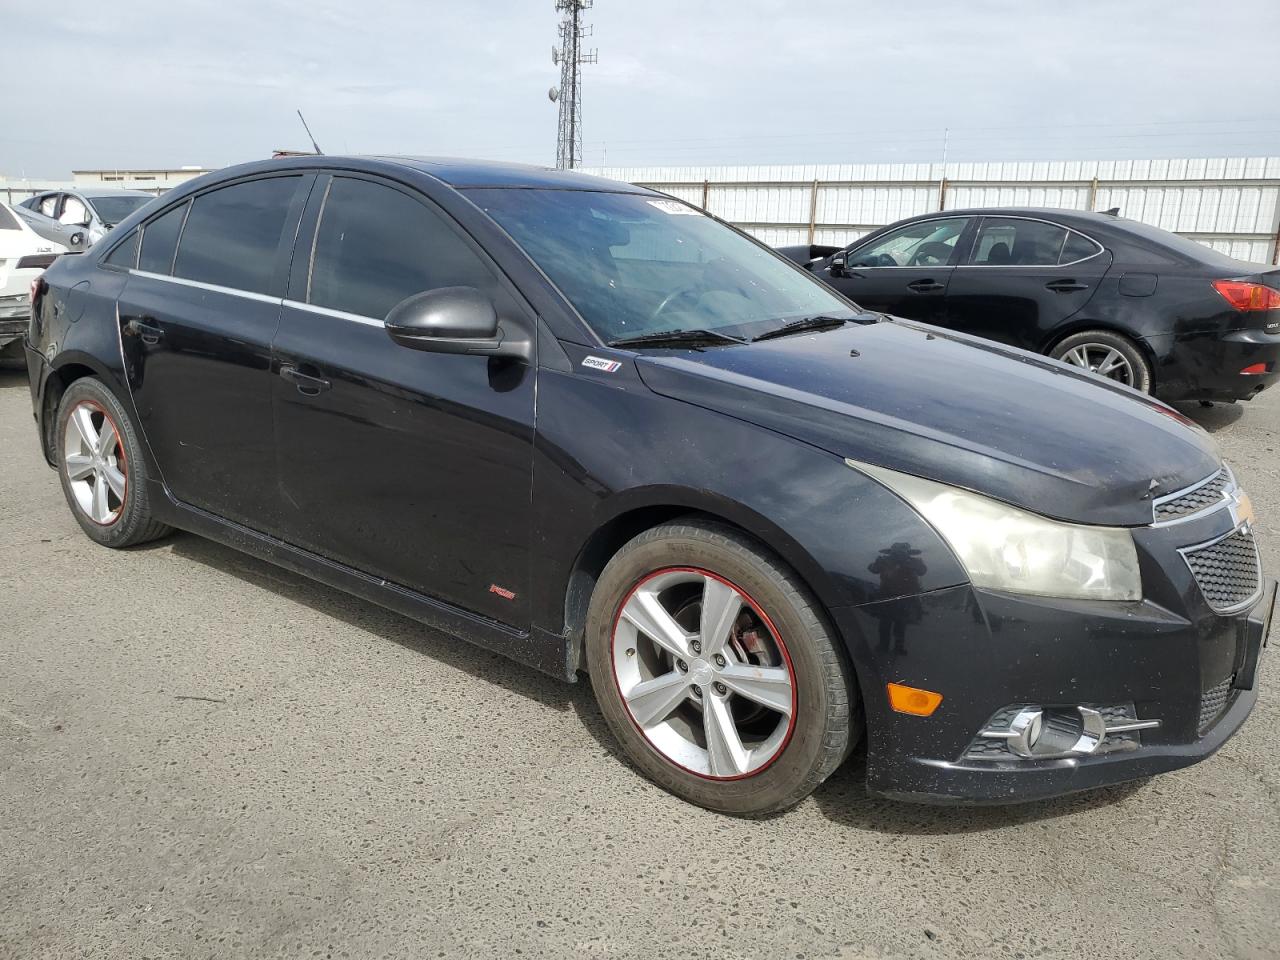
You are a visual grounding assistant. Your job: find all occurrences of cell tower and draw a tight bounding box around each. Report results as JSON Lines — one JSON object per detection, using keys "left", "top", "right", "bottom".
{"left": 549, "top": 1, "right": 597, "bottom": 169}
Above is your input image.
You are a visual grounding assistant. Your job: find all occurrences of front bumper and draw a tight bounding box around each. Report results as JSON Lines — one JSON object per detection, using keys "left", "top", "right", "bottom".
{"left": 834, "top": 574, "right": 1274, "bottom": 805}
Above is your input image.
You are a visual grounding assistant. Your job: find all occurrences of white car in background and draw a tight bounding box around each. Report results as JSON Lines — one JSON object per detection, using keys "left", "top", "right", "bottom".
{"left": 17, "top": 187, "right": 155, "bottom": 247}
{"left": 0, "top": 200, "right": 69, "bottom": 361}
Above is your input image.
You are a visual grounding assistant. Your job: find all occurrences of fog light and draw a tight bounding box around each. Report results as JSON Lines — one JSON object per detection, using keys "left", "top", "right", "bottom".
{"left": 964, "top": 704, "right": 1160, "bottom": 762}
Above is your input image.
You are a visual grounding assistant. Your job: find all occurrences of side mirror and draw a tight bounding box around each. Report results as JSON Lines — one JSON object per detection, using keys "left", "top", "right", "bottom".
{"left": 829, "top": 251, "right": 848, "bottom": 277}
{"left": 385, "top": 286, "right": 531, "bottom": 362}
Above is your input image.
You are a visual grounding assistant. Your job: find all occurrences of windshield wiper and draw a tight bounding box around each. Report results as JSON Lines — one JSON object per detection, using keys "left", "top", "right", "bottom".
{"left": 751, "top": 315, "right": 853, "bottom": 342}
{"left": 608, "top": 328, "right": 747, "bottom": 348}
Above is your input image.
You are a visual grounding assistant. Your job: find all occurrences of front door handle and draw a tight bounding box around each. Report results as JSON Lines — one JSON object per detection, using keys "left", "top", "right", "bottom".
{"left": 1046, "top": 279, "right": 1089, "bottom": 293}
{"left": 279, "top": 363, "right": 331, "bottom": 396}
{"left": 907, "top": 279, "right": 945, "bottom": 293}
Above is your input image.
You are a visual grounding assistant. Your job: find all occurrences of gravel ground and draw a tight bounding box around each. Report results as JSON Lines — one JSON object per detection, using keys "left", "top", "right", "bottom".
{"left": 2, "top": 363, "right": 1278, "bottom": 960}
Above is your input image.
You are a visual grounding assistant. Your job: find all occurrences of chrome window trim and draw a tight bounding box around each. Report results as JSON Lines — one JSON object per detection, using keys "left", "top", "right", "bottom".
{"left": 957, "top": 214, "right": 1105, "bottom": 270}
{"left": 281, "top": 298, "right": 383, "bottom": 327}
{"left": 1176, "top": 521, "right": 1264, "bottom": 615}
{"left": 1151, "top": 465, "right": 1234, "bottom": 527}
{"left": 128, "top": 269, "right": 283, "bottom": 306}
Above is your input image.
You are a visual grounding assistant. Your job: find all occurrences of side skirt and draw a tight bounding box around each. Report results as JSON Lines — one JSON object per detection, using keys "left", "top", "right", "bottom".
{"left": 147, "top": 480, "right": 576, "bottom": 682}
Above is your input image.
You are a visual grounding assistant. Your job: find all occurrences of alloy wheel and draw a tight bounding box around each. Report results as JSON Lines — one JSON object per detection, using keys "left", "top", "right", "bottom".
{"left": 611, "top": 567, "right": 797, "bottom": 779}
{"left": 1059, "top": 343, "right": 1135, "bottom": 385}
{"left": 62, "top": 400, "right": 127, "bottom": 525}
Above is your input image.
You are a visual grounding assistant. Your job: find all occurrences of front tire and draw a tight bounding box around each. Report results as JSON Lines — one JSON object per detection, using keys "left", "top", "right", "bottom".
{"left": 585, "top": 520, "right": 856, "bottom": 816}
{"left": 55, "top": 378, "right": 172, "bottom": 548}
{"left": 1050, "top": 329, "right": 1153, "bottom": 393}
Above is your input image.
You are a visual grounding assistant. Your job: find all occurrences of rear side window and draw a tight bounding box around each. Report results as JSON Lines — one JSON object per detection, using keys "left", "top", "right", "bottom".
{"left": 174, "top": 177, "right": 299, "bottom": 295}
{"left": 103, "top": 229, "right": 140, "bottom": 269}
{"left": 1060, "top": 231, "right": 1102, "bottom": 265}
{"left": 138, "top": 201, "right": 189, "bottom": 275}
{"left": 308, "top": 177, "right": 501, "bottom": 319}
{"left": 972, "top": 218, "right": 1068, "bottom": 266}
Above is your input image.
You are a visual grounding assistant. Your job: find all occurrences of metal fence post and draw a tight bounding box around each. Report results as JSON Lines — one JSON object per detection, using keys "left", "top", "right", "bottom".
{"left": 807, "top": 179, "right": 819, "bottom": 245}
{"left": 1087, "top": 176, "right": 1099, "bottom": 211}
{"left": 938, "top": 177, "right": 948, "bottom": 211}
{"left": 701, "top": 180, "right": 710, "bottom": 211}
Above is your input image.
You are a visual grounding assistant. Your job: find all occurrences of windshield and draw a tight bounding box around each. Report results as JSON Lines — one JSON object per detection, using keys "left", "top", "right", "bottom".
{"left": 469, "top": 189, "right": 853, "bottom": 342}
{"left": 90, "top": 195, "right": 153, "bottom": 226}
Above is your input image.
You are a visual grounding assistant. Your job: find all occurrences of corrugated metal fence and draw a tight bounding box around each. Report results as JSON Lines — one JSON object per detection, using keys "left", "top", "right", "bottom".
{"left": 584, "top": 157, "right": 1280, "bottom": 264}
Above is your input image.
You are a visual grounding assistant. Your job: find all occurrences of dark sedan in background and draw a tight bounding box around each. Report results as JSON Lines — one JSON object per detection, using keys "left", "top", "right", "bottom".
{"left": 779, "top": 208, "right": 1280, "bottom": 403}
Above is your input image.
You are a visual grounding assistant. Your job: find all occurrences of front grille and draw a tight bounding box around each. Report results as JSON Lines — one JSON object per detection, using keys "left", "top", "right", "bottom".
{"left": 1155, "top": 469, "right": 1231, "bottom": 522}
{"left": 1199, "top": 675, "right": 1235, "bottom": 733}
{"left": 1183, "top": 528, "right": 1262, "bottom": 612}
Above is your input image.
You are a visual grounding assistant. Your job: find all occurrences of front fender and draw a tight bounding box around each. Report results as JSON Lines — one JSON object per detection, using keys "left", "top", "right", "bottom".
{"left": 529, "top": 366, "right": 969, "bottom": 638}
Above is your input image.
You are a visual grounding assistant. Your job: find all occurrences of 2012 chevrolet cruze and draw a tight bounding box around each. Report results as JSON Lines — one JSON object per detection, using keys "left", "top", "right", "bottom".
{"left": 23, "top": 156, "right": 1275, "bottom": 815}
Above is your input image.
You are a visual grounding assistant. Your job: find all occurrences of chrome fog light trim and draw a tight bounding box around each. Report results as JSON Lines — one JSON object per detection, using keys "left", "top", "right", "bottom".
{"left": 968, "top": 704, "right": 1161, "bottom": 762}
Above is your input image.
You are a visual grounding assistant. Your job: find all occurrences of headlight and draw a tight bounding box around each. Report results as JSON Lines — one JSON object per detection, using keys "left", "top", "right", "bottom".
{"left": 848, "top": 459, "right": 1142, "bottom": 601}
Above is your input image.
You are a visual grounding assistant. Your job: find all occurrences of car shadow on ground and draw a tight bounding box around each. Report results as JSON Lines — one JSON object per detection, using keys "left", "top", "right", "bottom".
{"left": 162, "top": 532, "right": 1147, "bottom": 834}
{"left": 1175, "top": 400, "right": 1245, "bottom": 432}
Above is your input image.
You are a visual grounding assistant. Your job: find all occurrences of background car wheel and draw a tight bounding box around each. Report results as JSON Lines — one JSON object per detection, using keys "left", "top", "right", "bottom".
{"left": 55, "top": 378, "right": 172, "bottom": 548}
{"left": 585, "top": 519, "right": 857, "bottom": 816}
{"left": 1050, "top": 329, "right": 1153, "bottom": 393}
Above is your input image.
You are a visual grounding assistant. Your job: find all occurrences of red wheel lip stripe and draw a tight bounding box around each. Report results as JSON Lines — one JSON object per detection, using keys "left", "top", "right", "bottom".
{"left": 610, "top": 565, "right": 799, "bottom": 782}
{"left": 67, "top": 399, "right": 128, "bottom": 528}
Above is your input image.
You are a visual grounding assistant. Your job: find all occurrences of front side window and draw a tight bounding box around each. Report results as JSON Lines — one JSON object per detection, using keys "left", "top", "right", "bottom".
{"left": 137, "top": 200, "right": 189, "bottom": 275}
{"left": 173, "top": 177, "right": 300, "bottom": 295}
{"left": 971, "top": 218, "right": 1069, "bottom": 267}
{"left": 848, "top": 218, "right": 969, "bottom": 269}
{"left": 308, "top": 177, "right": 502, "bottom": 319}
{"left": 470, "top": 189, "right": 851, "bottom": 342}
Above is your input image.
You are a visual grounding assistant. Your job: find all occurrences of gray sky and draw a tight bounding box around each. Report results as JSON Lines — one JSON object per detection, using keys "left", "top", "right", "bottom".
{"left": 5, "top": 0, "right": 1279, "bottom": 178}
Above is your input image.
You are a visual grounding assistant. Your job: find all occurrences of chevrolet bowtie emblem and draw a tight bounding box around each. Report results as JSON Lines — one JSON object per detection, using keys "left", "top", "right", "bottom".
{"left": 1226, "top": 487, "right": 1255, "bottom": 531}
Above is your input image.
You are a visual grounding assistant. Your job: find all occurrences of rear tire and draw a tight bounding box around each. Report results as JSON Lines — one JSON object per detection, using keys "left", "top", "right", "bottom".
{"left": 585, "top": 519, "right": 857, "bottom": 816}
{"left": 1050, "top": 329, "right": 1153, "bottom": 393}
{"left": 55, "top": 378, "right": 172, "bottom": 548}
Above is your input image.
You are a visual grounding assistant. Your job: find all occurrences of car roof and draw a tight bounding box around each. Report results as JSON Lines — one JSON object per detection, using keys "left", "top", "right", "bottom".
{"left": 912, "top": 207, "right": 1126, "bottom": 226}
{"left": 371, "top": 155, "right": 653, "bottom": 192}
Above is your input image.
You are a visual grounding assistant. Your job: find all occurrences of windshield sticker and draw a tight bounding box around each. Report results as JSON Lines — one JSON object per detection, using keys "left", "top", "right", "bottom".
{"left": 581, "top": 356, "right": 622, "bottom": 373}
{"left": 647, "top": 199, "right": 701, "bottom": 216}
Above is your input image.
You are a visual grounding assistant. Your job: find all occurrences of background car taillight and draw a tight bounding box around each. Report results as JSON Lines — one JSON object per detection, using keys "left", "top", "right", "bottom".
{"left": 1211, "top": 279, "right": 1280, "bottom": 312}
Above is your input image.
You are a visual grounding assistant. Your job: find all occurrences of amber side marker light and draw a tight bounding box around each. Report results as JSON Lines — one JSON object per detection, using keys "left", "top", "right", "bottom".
{"left": 887, "top": 682, "right": 943, "bottom": 717}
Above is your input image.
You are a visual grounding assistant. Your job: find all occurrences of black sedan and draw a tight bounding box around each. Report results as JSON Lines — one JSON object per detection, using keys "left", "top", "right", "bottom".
{"left": 779, "top": 208, "right": 1280, "bottom": 402}
{"left": 23, "top": 157, "right": 1275, "bottom": 815}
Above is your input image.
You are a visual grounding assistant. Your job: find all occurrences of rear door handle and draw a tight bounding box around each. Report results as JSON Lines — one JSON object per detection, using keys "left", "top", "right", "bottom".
{"left": 126, "top": 318, "right": 164, "bottom": 344}
{"left": 907, "top": 279, "right": 945, "bottom": 293}
{"left": 279, "top": 363, "right": 331, "bottom": 396}
{"left": 1046, "top": 279, "right": 1089, "bottom": 293}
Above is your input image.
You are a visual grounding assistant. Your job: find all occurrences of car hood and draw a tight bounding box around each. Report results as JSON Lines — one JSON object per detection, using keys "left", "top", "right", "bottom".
{"left": 634, "top": 319, "right": 1221, "bottom": 527}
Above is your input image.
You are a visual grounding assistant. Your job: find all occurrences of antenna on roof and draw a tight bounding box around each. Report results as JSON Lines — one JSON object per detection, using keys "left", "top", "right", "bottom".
{"left": 296, "top": 110, "right": 324, "bottom": 155}
{"left": 1102, "top": 206, "right": 1120, "bottom": 216}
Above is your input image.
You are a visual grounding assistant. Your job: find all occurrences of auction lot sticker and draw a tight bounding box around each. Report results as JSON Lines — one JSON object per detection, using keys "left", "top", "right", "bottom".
{"left": 648, "top": 199, "right": 701, "bottom": 215}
